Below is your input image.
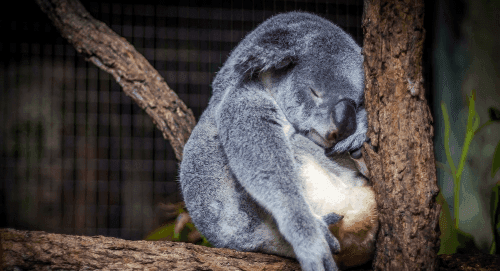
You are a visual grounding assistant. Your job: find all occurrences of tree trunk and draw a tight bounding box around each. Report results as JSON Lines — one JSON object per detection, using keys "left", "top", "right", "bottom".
{"left": 34, "top": 0, "right": 196, "bottom": 161}
{"left": 362, "top": 0, "right": 441, "bottom": 270}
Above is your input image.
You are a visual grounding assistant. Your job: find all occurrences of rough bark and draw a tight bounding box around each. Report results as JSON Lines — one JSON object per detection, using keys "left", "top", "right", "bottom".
{"left": 34, "top": 0, "right": 196, "bottom": 161}
{"left": 1, "top": 228, "right": 301, "bottom": 271}
{"left": 362, "top": 0, "right": 441, "bottom": 270}
{"left": 4, "top": 228, "right": 500, "bottom": 270}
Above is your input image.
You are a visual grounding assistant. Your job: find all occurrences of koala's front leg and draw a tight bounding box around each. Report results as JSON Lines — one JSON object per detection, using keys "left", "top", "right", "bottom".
{"left": 217, "top": 87, "right": 340, "bottom": 271}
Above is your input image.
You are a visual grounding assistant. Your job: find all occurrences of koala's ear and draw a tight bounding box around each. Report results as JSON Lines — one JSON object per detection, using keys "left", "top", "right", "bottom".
{"left": 234, "top": 27, "right": 299, "bottom": 78}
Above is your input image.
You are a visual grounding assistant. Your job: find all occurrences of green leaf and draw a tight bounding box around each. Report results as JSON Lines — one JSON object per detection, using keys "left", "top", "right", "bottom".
{"left": 436, "top": 161, "right": 453, "bottom": 177}
{"left": 441, "top": 102, "right": 456, "bottom": 176}
{"left": 200, "top": 236, "right": 213, "bottom": 247}
{"left": 492, "top": 140, "right": 500, "bottom": 178}
{"left": 437, "top": 192, "right": 476, "bottom": 254}
{"left": 456, "top": 91, "right": 477, "bottom": 181}
{"left": 490, "top": 182, "right": 500, "bottom": 254}
{"left": 145, "top": 221, "right": 194, "bottom": 242}
{"left": 472, "top": 113, "right": 480, "bottom": 133}
{"left": 145, "top": 223, "right": 176, "bottom": 241}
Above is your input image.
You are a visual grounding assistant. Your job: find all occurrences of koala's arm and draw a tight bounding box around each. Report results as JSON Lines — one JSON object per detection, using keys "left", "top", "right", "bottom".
{"left": 216, "top": 84, "right": 339, "bottom": 269}
{"left": 217, "top": 86, "right": 311, "bottom": 223}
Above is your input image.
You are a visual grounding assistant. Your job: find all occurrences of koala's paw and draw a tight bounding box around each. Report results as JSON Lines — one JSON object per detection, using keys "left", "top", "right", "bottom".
{"left": 322, "top": 212, "right": 344, "bottom": 225}
{"left": 294, "top": 218, "right": 340, "bottom": 271}
{"left": 326, "top": 133, "right": 369, "bottom": 156}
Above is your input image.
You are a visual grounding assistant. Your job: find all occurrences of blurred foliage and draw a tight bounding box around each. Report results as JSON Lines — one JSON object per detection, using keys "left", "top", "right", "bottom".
{"left": 490, "top": 182, "right": 500, "bottom": 254}
{"left": 145, "top": 204, "right": 212, "bottom": 247}
{"left": 437, "top": 90, "right": 500, "bottom": 254}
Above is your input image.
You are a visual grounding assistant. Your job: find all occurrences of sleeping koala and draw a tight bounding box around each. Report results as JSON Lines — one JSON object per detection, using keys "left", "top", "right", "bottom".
{"left": 179, "top": 11, "right": 378, "bottom": 271}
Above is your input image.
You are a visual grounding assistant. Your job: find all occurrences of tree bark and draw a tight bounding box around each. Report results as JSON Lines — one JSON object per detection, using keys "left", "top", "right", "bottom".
{"left": 34, "top": 0, "right": 196, "bottom": 161}
{"left": 4, "top": 228, "right": 500, "bottom": 270}
{"left": 1, "top": 228, "right": 301, "bottom": 270}
{"left": 362, "top": 0, "right": 441, "bottom": 270}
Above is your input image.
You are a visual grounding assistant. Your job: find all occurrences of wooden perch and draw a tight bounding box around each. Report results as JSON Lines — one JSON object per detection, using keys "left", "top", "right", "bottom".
{"left": 1, "top": 228, "right": 301, "bottom": 270}
{"left": 3, "top": 228, "right": 500, "bottom": 270}
{"left": 34, "top": 0, "right": 196, "bottom": 161}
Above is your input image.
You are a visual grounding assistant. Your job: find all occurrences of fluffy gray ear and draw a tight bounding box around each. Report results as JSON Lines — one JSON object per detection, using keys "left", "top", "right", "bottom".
{"left": 234, "top": 27, "right": 298, "bottom": 78}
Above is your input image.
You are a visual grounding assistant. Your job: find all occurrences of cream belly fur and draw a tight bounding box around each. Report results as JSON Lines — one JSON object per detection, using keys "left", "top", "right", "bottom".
{"left": 299, "top": 152, "right": 378, "bottom": 269}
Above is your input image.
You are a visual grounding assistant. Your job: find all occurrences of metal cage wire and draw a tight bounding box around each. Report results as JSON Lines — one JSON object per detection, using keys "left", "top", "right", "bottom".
{"left": 0, "top": 0, "right": 364, "bottom": 240}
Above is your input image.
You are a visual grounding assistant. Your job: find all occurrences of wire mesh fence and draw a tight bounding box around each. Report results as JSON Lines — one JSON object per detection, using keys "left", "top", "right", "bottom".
{"left": 0, "top": 0, "right": 364, "bottom": 240}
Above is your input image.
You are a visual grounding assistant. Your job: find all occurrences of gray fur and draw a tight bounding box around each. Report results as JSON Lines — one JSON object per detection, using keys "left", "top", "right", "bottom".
{"left": 180, "top": 12, "right": 368, "bottom": 271}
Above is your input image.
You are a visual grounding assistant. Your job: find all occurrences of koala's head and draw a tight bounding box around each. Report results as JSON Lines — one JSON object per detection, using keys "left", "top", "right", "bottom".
{"left": 232, "top": 12, "right": 365, "bottom": 152}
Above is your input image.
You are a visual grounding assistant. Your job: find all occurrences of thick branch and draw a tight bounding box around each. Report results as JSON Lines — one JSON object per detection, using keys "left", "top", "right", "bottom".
{"left": 35, "top": 0, "right": 196, "bottom": 160}
{"left": 1, "top": 229, "right": 301, "bottom": 270}
{"left": 3, "top": 228, "right": 500, "bottom": 270}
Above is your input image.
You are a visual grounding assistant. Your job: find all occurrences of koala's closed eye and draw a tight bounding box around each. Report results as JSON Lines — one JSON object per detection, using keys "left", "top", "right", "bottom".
{"left": 275, "top": 57, "right": 293, "bottom": 70}
{"left": 310, "top": 87, "right": 321, "bottom": 98}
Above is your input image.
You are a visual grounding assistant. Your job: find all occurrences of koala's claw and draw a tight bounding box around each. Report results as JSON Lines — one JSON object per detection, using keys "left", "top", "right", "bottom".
{"left": 297, "top": 246, "right": 339, "bottom": 271}
{"left": 347, "top": 135, "right": 371, "bottom": 159}
{"left": 299, "top": 256, "right": 339, "bottom": 271}
{"left": 296, "top": 240, "right": 340, "bottom": 271}
{"left": 350, "top": 148, "right": 362, "bottom": 159}
{"left": 293, "top": 216, "right": 341, "bottom": 271}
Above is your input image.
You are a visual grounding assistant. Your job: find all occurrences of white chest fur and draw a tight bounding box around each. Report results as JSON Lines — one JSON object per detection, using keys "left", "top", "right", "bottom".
{"left": 293, "top": 135, "right": 378, "bottom": 269}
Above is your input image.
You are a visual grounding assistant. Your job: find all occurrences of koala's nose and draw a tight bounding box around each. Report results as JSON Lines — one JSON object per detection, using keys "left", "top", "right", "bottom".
{"left": 326, "top": 130, "right": 338, "bottom": 143}
{"left": 331, "top": 99, "right": 357, "bottom": 142}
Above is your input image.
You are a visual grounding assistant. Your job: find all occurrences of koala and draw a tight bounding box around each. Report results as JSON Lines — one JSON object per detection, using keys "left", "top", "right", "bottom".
{"left": 179, "top": 11, "right": 378, "bottom": 271}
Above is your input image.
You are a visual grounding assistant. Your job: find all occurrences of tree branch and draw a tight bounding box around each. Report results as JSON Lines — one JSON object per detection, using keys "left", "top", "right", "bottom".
{"left": 3, "top": 228, "right": 500, "bottom": 270}
{"left": 1, "top": 229, "right": 301, "bottom": 270}
{"left": 34, "top": 0, "right": 196, "bottom": 160}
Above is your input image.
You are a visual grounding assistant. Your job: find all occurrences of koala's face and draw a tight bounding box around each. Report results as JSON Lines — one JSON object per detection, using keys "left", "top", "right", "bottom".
{"left": 268, "top": 46, "right": 364, "bottom": 150}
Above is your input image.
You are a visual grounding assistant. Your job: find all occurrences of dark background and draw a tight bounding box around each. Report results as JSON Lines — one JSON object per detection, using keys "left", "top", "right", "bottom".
{"left": 0, "top": 0, "right": 364, "bottom": 240}
{"left": 1, "top": 0, "right": 498, "bottom": 253}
